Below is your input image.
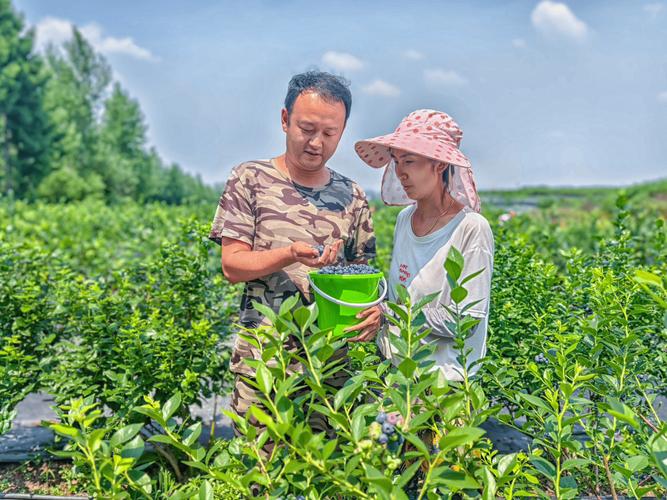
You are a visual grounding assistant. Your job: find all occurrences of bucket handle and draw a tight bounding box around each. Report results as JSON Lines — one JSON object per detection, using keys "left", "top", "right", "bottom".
{"left": 308, "top": 275, "right": 388, "bottom": 308}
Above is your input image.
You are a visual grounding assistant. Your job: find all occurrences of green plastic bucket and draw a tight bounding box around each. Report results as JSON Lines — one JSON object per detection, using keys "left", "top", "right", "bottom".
{"left": 308, "top": 271, "right": 387, "bottom": 338}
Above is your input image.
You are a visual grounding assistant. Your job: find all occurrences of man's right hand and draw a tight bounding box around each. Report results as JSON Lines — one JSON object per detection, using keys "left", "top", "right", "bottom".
{"left": 290, "top": 240, "right": 343, "bottom": 268}
{"left": 221, "top": 237, "right": 344, "bottom": 284}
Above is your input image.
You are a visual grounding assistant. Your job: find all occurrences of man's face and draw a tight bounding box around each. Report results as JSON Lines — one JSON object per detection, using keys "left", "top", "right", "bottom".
{"left": 281, "top": 91, "right": 346, "bottom": 172}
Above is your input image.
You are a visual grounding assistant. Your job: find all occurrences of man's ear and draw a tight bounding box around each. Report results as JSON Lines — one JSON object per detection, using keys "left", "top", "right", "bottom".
{"left": 435, "top": 161, "right": 447, "bottom": 174}
{"left": 281, "top": 108, "right": 289, "bottom": 132}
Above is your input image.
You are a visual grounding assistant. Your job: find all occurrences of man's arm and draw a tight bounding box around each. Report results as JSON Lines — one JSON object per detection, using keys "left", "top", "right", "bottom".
{"left": 221, "top": 237, "right": 343, "bottom": 284}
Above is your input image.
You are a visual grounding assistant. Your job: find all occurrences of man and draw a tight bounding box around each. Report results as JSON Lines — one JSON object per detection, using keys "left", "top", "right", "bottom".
{"left": 209, "top": 71, "right": 378, "bottom": 434}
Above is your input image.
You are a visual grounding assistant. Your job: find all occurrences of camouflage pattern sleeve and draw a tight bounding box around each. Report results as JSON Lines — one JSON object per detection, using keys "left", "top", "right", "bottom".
{"left": 345, "top": 184, "right": 377, "bottom": 262}
{"left": 208, "top": 163, "right": 256, "bottom": 246}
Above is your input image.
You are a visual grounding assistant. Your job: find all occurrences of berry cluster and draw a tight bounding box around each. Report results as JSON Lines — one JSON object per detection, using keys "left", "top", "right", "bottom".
{"left": 369, "top": 411, "right": 404, "bottom": 450}
{"left": 318, "top": 264, "right": 379, "bottom": 275}
{"left": 312, "top": 244, "right": 324, "bottom": 256}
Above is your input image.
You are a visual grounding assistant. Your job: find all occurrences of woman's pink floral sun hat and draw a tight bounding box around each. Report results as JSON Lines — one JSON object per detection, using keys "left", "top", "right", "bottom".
{"left": 354, "top": 109, "right": 481, "bottom": 212}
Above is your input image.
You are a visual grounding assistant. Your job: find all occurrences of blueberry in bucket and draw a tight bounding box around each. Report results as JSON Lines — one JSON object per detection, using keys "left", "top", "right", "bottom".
{"left": 318, "top": 264, "right": 379, "bottom": 275}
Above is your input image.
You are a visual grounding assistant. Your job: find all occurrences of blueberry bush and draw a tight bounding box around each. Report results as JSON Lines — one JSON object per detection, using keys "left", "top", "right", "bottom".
{"left": 1, "top": 194, "right": 665, "bottom": 498}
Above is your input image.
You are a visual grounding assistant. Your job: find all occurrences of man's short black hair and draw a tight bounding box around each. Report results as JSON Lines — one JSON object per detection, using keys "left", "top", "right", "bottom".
{"left": 284, "top": 71, "right": 352, "bottom": 123}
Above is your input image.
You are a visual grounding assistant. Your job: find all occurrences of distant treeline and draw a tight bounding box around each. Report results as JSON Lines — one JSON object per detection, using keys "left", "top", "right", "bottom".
{"left": 0, "top": 0, "right": 220, "bottom": 204}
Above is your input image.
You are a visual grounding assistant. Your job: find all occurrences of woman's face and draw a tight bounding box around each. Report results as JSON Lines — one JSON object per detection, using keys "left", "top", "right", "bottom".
{"left": 390, "top": 148, "right": 446, "bottom": 201}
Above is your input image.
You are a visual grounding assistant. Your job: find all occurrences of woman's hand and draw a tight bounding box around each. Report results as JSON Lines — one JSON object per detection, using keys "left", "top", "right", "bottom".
{"left": 345, "top": 305, "right": 383, "bottom": 342}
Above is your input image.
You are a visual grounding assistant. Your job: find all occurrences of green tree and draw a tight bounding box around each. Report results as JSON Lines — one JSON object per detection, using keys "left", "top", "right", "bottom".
{"left": 99, "top": 82, "right": 152, "bottom": 201}
{"left": 42, "top": 26, "right": 110, "bottom": 184}
{"left": 0, "top": 0, "right": 53, "bottom": 198}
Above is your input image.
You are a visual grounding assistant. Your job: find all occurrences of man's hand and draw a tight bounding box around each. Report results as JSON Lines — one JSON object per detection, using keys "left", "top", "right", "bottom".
{"left": 290, "top": 240, "right": 343, "bottom": 268}
{"left": 345, "top": 305, "right": 383, "bottom": 342}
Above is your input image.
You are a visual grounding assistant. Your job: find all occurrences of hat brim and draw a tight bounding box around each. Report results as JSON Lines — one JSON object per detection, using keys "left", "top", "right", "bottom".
{"left": 354, "top": 132, "right": 471, "bottom": 170}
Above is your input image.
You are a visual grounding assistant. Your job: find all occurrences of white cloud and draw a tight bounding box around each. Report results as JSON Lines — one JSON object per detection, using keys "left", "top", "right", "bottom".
{"left": 321, "top": 51, "right": 364, "bottom": 72}
{"left": 531, "top": 1, "right": 589, "bottom": 42}
{"left": 35, "top": 16, "right": 157, "bottom": 61}
{"left": 658, "top": 91, "right": 667, "bottom": 103}
{"left": 402, "top": 49, "right": 425, "bottom": 60}
{"left": 424, "top": 68, "right": 467, "bottom": 86}
{"left": 34, "top": 17, "right": 74, "bottom": 49}
{"left": 644, "top": 3, "right": 664, "bottom": 18}
{"left": 80, "top": 23, "right": 156, "bottom": 61}
{"left": 512, "top": 38, "right": 527, "bottom": 48}
{"left": 361, "top": 79, "right": 400, "bottom": 97}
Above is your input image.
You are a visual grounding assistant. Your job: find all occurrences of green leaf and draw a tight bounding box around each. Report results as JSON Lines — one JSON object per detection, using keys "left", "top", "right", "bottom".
{"left": 607, "top": 398, "right": 639, "bottom": 428}
{"left": 182, "top": 422, "right": 202, "bottom": 447}
{"left": 635, "top": 270, "right": 663, "bottom": 288}
{"left": 293, "top": 303, "right": 318, "bottom": 332}
{"left": 398, "top": 357, "right": 417, "bottom": 379}
{"left": 497, "top": 453, "right": 518, "bottom": 477}
{"left": 387, "top": 302, "right": 409, "bottom": 323}
{"left": 250, "top": 300, "right": 277, "bottom": 323}
{"left": 248, "top": 406, "right": 277, "bottom": 434}
{"left": 414, "top": 292, "right": 440, "bottom": 312}
{"left": 451, "top": 286, "right": 468, "bottom": 304}
{"left": 364, "top": 464, "right": 393, "bottom": 499}
{"left": 121, "top": 435, "right": 145, "bottom": 459}
{"left": 256, "top": 364, "right": 273, "bottom": 395}
{"left": 561, "top": 458, "right": 590, "bottom": 471}
{"left": 334, "top": 381, "right": 360, "bottom": 410}
{"left": 322, "top": 439, "right": 337, "bottom": 461}
{"left": 87, "top": 428, "right": 106, "bottom": 452}
{"left": 518, "top": 393, "right": 552, "bottom": 414}
{"left": 395, "top": 284, "right": 409, "bottom": 305}
{"left": 149, "top": 434, "right": 191, "bottom": 454}
{"left": 481, "top": 465, "right": 497, "bottom": 500}
{"left": 110, "top": 423, "right": 144, "bottom": 448}
{"left": 128, "top": 469, "right": 152, "bottom": 495}
{"left": 280, "top": 294, "right": 300, "bottom": 315}
{"left": 431, "top": 466, "right": 480, "bottom": 489}
{"left": 199, "top": 480, "right": 213, "bottom": 500}
{"left": 438, "top": 426, "right": 485, "bottom": 451}
{"left": 50, "top": 424, "right": 79, "bottom": 438}
{"left": 444, "top": 247, "right": 464, "bottom": 282}
{"left": 182, "top": 460, "right": 209, "bottom": 473}
{"left": 132, "top": 406, "right": 163, "bottom": 423}
{"left": 461, "top": 268, "right": 485, "bottom": 286}
{"left": 649, "top": 432, "right": 667, "bottom": 476}
{"left": 162, "top": 393, "right": 182, "bottom": 421}
{"left": 624, "top": 455, "right": 648, "bottom": 472}
{"left": 410, "top": 409, "right": 435, "bottom": 428}
{"left": 351, "top": 413, "right": 364, "bottom": 442}
{"left": 396, "top": 460, "right": 422, "bottom": 488}
{"left": 404, "top": 432, "right": 430, "bottom": 456}
{"left": 530, "top": 456, "right": 556, "bottom": 480}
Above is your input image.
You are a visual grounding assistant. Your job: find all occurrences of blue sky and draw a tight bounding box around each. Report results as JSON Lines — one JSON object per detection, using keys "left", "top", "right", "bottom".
{"left": 14, "top": 0, "right": 667, "bottom": 191}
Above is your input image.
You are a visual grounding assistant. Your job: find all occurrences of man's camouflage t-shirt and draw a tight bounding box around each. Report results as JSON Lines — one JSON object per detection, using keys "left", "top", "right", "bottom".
{"left": 209, "top": 160, "right": 376, "bottom": 372}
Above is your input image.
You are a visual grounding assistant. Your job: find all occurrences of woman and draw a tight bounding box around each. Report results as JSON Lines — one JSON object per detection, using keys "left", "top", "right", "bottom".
{"left": 346, "top": 109, "right": 494, "bottom": 381}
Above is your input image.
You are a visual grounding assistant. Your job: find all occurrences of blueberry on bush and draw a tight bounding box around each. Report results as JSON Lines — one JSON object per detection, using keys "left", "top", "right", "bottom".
{"left": 369, "top": 421, "right": 382, "bottom": 440}
{"left": 376, "top": 411, "right": 387, "bottom": 424}
{"left": 382, "top": 422, "right": 395, "bottom": 435}
{"left": 378, "top": 433, "right": 389, "bottom": 445}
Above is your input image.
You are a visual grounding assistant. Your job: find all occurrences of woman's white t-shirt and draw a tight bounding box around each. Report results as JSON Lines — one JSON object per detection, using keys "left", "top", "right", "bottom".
{"left": 378, "top": 205, "right": 495, "bottom": 381}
